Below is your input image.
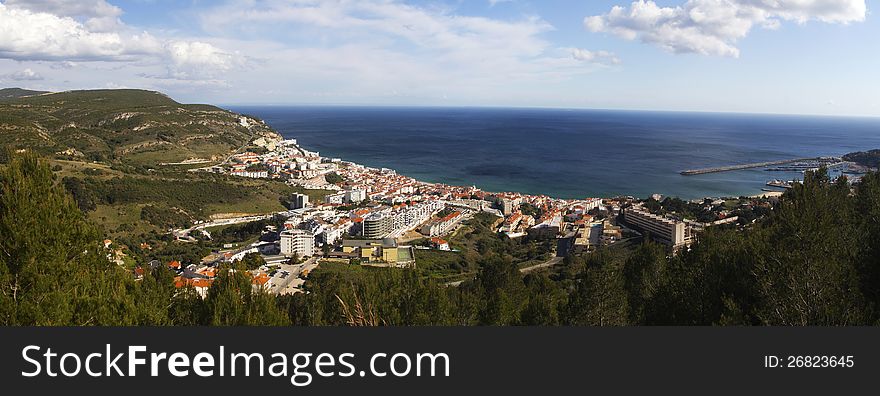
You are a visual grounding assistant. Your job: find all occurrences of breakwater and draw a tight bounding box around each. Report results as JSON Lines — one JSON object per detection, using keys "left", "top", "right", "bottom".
{"left": 680, "top": 158, "right": 823, "bottom": 176}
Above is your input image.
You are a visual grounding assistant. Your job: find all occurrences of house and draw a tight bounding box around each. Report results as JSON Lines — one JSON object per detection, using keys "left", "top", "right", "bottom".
{"left": 174, "top": 276, "right": 214, "bottom": 298}
{"left": 430, "top": 237, "right": 450, "bottom": 251}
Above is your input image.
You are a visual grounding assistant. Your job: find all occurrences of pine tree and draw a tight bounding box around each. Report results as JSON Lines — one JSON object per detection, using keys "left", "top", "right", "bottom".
{"left": 0, "top": 153, "right": 136, "bottom": 325}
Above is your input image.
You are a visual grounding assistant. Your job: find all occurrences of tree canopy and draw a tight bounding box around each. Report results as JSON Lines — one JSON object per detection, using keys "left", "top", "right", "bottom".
{"left": 3, "top": 153, "right": 880, "bottom": 326}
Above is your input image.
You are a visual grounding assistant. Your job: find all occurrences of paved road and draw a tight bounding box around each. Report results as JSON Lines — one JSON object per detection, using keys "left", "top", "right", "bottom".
{"left": 444, "top": 255, "right": 565, "bottom": 287}
{"left": 268, "top": 257, "right": 319, "bottom": 295}
{"left": 173, "top": 212, "right": 281, "bottom": 240}
{"left": 520, "top": 256, "right": 564, "bottom": 273}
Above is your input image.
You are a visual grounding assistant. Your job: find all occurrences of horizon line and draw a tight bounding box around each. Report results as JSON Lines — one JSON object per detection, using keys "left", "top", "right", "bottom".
{"left": 219, "top": 102, "right": 880, "bottom": 120}
{"left": 4, "top": 85, "right": 877, "bottom": 120}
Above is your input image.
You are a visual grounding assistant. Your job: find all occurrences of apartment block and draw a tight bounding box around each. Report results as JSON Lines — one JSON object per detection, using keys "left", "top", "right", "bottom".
{"left": 622, "top": 206, "right": 694, "bottom": 249}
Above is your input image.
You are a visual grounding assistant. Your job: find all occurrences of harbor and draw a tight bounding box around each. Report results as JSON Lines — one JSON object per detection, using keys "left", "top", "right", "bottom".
{"left": 680, "top": 157, "right": 840, "bottom": 176}
{"left": 766, "top": 179, "right": 795, "bottom": 189}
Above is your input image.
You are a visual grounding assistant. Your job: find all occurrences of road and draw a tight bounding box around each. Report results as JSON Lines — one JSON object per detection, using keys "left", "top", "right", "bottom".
{"left": 267, "top": 257, "right": 319, "bottom": 295}
{"left": 519, "top": 256, "right": 564, "bottom": 273}
{"left": 173, "top": 212, "right": 282, "bottom": 240}
{"left": 444, "top": 255, "right": 565, "bottom": 287}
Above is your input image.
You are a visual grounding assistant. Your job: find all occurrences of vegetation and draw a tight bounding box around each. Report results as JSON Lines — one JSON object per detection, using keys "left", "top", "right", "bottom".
{"left": 324, "top": 172, "right": 344, "bottom": 184}
{"left": 140, "top": 205, "right": 193, "bottom": 229}
{"left": 413, "top": 249, "right": 476, "bottom": 280}
{"left": 450, "top": 212, "right": 553, "bottom": 266}
{"left": 0, "top": 153, "right": 287, "bottom": 325}
{"left": 210, "top": 218, "right": 276, "bottom": 246}
{"left": 844, "top": 149, "right": 880, "bottom": 169}
{"left": 282, "top": 168, "right": 880, "bottom": 326}
{"left": 434, "top": 207, "right": 456, "bottom": 219}
{"left": 239, "top": 253, "right": 267, "bottom": 271}
{"left": 0, "top": 88, "right": 49, "bottom": 100}
{"left": 57, "top": 168, "right": 327, "bottom": 243}
{"left": 0, "top": 89, "right": 280, "bottom": 166}
{"left": 5, "top": 152, "right": 880, "bottom": 326}
{"left": 519, "top": 202, "right": 543, "bottom": 218}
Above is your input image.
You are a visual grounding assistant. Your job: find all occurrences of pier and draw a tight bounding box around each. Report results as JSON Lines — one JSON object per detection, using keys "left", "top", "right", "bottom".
{"left": 680, "top": 157, "right": 823, "bottom": 176}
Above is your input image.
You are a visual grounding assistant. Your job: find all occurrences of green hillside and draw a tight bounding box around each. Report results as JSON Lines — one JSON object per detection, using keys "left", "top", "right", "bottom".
{"left": 0, "top": 88, "right": 280, "bottom": 165}
{"left": 0, "top": 88, "right": 50, "bottom": 100}
{"left": 844, "top": 149, "right": 880, "bottom": 169}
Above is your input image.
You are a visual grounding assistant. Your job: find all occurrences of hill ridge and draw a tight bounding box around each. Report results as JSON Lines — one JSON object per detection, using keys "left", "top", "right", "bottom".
{"left": 0, "top": 88, "right": 281, "bottom": 166}
{"left": 0, "top": 87, "right": 52, "bottom": 100}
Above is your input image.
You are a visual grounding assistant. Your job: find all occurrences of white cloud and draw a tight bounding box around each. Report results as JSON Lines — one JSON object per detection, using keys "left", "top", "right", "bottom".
{"left": 164, "top": 41, "right": 244, "bottom": 80}
{"left": 0, "top": 4, "right": 133, "bottom": 61}
{"left": 50, "top": 61, "right": 78, "bottom": 69}
{"left": 0, "top": 3, "right": 240, "bottom": 81}
{"left": 2, "top": 68, "right": 44, "bottom": 81}
{"left": 3, "top": 0, "right": 123, "bottom": 31}
{"left": 585, "top": 0, "right": 866, "bottom": 57}
{"left": 570, "top": 48, "right": 621, "bottom": 65}
{"left": 200, "top": 0, "right": 555, "bottom": 61}
{"left": 488, "top": 0, "right": 515, "bottom": 7}
{"left": 740, "top": 0, "right": 866, "bottom": 23}
{"left": 0, "top": 0, "right": 624, "bottom": 105}
{"left": 195, "top": 0, "right": 613, "bottom": 97}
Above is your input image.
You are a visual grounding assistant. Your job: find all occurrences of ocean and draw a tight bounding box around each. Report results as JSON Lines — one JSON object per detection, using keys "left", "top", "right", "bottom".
{"left": 229, "top": 106, "right": 880, "bottom": 200}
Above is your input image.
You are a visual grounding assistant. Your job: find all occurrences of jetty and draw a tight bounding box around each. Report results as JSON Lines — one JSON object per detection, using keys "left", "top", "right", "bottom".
{"left": 680, "top": 157, "right": 822, "bottom": 176}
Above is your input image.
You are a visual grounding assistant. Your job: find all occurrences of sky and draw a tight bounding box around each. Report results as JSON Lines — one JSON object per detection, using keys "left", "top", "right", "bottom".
{"left": 0, "top": 0, "right": 876, "bottom": 116}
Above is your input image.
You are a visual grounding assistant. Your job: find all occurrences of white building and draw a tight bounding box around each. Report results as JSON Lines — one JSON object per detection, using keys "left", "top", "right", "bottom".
{"left": 230, "top": 170, "right": 269, "bottom": 179}
{"left": 389, "top": 201, "right": 444, "bottom": 234}
{"left": 421, "top": 210, "right": 464, "bottom": 237}
{"left": 344, "top": 189, "right": 367, "bottom": 204}
{"left": 291, "top": 193, "right": 310, "bottom": 209}
{"left": 622, "top": 206, "right": 694, "bottom": 250}
{"left": 362, "top": 201, "right": 444, "bottom": 239}
{"left": 280, "top": 229, "right": 315, "bottom": 258}
{"left": 321, "top": 225, "right": 346, "bottom": 246}
{"left": 324, "top": 193, "right": 345, "bottom": 205}
{"left": 499, "top": 197, "right": 522, "bottom": 216}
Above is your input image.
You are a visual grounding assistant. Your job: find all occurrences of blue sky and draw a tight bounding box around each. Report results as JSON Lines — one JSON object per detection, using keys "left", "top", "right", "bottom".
{"left": 0, "top": 0, "right": 876, "bottom": 116}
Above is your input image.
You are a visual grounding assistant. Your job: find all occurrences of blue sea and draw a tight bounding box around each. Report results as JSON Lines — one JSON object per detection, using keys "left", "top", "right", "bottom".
{"left": 229, "top": 106, "right": 880, "bottom": 200}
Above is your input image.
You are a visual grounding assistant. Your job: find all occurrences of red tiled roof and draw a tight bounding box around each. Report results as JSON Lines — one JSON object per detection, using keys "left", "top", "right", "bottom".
{"left": 440, "top": 211, "right": 461, "bottom": 222}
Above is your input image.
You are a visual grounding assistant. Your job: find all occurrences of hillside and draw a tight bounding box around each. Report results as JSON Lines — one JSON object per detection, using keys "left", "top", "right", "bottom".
{"left": 0, "top": 87, "right": 50, "bottom": 100}
{"left": 0, "top": 89, "right": 281, "bottom": 165}
{"left": 844, "top": 149, "right": 880, "bottom": 169}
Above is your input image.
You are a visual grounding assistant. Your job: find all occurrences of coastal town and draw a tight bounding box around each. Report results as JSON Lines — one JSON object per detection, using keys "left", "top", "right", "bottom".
{"left": 133, "top": 130, "right": 813, "bottom": 298}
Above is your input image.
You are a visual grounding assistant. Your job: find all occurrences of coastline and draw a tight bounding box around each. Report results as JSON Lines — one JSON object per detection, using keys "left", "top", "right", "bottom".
{"left": 235, "top": 106, "right": 880, "bottom": 201}
{"left": 268, "top": 134, "right": 804, "bottom": 203}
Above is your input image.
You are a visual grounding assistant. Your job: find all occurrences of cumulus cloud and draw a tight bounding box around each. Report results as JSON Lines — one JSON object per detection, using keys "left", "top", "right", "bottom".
{"left": 585, "top": 0, "right": 867, "bottom": 57}
{"left": 3, "top": 0, "right": 123, "bottom": 31}
{"left": 0, "top": 4, "right": 134, "bottom": 61}
{"left": 2, "top": 68, "right": 44, "bottom": 81}
{"left": 0, "top": 3, "right": 240, "bottom": 80}
{"left": 167, "top": 42, "right": 235, "bottom": 70}
{"left": 163, "top": 41, "right": 244, "bottom": 80}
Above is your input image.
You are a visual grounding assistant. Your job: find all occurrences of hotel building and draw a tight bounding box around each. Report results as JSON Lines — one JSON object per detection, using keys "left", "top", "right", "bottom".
{"left": 622, "top": 205, "right": 694, "bottom": 250}
{"left": 280, "top": 229, "right": 315, "bottom": 258}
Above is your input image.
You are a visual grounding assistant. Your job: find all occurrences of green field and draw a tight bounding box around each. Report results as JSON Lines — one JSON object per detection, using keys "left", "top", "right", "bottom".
{"left": 49, "top": 157, "right": 331, "bottom": 240}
